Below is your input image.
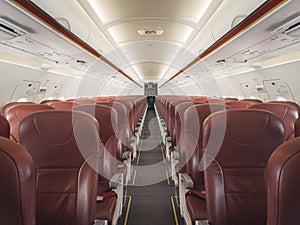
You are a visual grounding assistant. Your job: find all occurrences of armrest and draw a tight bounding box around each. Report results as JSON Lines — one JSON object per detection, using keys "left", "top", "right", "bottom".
{"left": 109, "top": 173, "right": 124, "bottom": 189}
{"left": 195, "top": 220, "right": 210, "bottom": 225}
{"left": 180, "top": 173, "right": 193, "bottom": 189}
{"left": 172, "top": 150, "right": 180, "bottom": 160}
{"left": 166, "top": 136, "right": 172, "bottom": 143}
{"left": 122, "top": 151, "right": 131, "bottom": 160}
{"left": 109, "top": 173, "right": 124, "bottom": 217}
{"left": 94, "top": 219, "right": 108, "bottom": 225}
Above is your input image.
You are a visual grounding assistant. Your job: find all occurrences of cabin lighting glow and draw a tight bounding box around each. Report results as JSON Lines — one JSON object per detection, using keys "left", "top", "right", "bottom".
{"left": 276, "top": 97, "right": 288, "bottom": 101}
{"left": 87, "top": 0, "right": 105, "bottom": 23}
{"left": 17, "top": 98, "right": 28, "bottom": 102}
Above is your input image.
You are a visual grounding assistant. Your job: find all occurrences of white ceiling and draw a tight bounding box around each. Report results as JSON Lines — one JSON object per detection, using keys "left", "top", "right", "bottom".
{"left": 28, "top": 0, "right": 269, "bottom": 85}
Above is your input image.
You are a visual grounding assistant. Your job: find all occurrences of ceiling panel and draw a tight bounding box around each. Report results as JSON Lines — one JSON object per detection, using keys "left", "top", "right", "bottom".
{"left": 86, "top": 0, "right": 213, "bottom": 25}
{"left": 107, "top": 20, "right": 194, "bottom": 45}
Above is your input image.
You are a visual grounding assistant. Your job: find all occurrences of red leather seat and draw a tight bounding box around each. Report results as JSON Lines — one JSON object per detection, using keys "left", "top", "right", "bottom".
{"left": 250, "top": 103, "right": 299, "bottom": 140}
{"left": 47, "top": 101, "right": 79, "bottom": 110}
{"left": 226, "top": 100, "right": 256, "bottom": 108}
{"left": 4, "top": 104, "right": 54, "bottom": 142}
{"left": 98, "top": 102, "right": 133, "bottom": 156}
{"left": 19, "top": 110, "right": 101, "bottom": 225}
{"left": 0, "top": 137, "right": 35, "bottom": 225}
{"left": 202, "top": 109, "right": 285, "bottom": 225}
{"left": 268, "top": 100, "right": 300, "bottom": 115}
{"left": 181, "top": 104, "right": 230, "bottom": 223}
{"left": 0, "top": 115, "right": 10, "bottom": 138}
{"left": 266, "top": 137, "right": 300, "bottom": 225}
{"left": 74, "top": 105, "right": 123, "bottom": 224}
{"left": 2, "top": 101, "right": 35, "bottom": 116}
{"left": 168, "top": 99, "right": 191, "bottom": 148}
{"left": 40, "top": 99, "right": 60, "bottom": 104}
{"left": 240, "top": 98, "right": 263, "bottom": 103}
{"left": 204, "top": 98, "right": 226, "bottom": 104}
{"left": 294, "top": 117, "right": 300, "bottom": 137}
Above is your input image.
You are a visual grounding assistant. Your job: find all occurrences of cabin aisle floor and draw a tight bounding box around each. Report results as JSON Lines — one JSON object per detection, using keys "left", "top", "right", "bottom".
{"left": 118, "top": 108, "right": 184, "bottom": 225}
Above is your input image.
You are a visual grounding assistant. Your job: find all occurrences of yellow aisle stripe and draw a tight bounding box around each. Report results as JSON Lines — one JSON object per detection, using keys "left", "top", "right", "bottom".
{"left": 171, "top": 196, "right": 179, "bottom": 225}
{"left": 166, "top": 170, "right": 171, "bottom": 186}
{"left": 123, "top": 196, "right": 132, "bottom": 225}
{"left": 132, "top": 170, "right": 137, "bottom": 185}
{"left": 136, "top": 149, "right": 141, "bottom": 165}
{"left": 160, "top": 143, "right": 166, "bottom": 165}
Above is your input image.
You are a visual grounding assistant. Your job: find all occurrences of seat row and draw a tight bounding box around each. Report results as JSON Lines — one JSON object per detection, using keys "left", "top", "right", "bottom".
{"left": 0, "top": 96, "right": 147, "bottom": 225}
{"left": 154, "top": 96, "right": 300, "bottom": 225}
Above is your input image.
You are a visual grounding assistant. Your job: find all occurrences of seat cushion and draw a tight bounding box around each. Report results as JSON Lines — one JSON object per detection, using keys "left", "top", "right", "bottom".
{"left": 186, "top": 194, "right": 207, "bottom": 223}
{"left": 95, "top": 196, "right": 117, "bottom": 224}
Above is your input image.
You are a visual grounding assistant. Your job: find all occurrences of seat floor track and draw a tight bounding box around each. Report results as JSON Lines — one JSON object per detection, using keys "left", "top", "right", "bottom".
{"left": 118, "top": 108, "right": 184, "bottom": 225}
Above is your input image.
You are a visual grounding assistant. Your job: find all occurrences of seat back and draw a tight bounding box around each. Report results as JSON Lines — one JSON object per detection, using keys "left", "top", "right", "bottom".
{"left": 2, "top": 101, "right": 35, "bottom": 115}
{"left": 19, "top": 110, "right": 100, "bottom": 225}
{"left": 226, "top": 101, "right": 255, "bottom": 108}
{"left": 183, "top": 104, "right": 229, "bottom": 190}
{"left": 0, "top": 115, "right": 10, "bottom": 138}
{"left": 240, "top": 98, "right": 263, "bottom": 103}
{"left": 5, "top": 104, "right": 54, "bottom": 142}
{"left": 203, "top": 109, "right": 285, "bottom": 225}
{"left": 99, "top": 102, "right": 131, "bottom": 151}
{"left": 47, "top": 101, "right": 78, "bottom": 110}
{"left": 0, "top": 137, "right": 35, "bottom": 225}
{"left": 168, "top": 99, "right": 190, "bottom": 144}
{"left": 250, "top": 103, "right": 298, "bottom": 140}
{"left": 174, "top": 102, "right": 197, "bottom": 151}
{"left": 74, "top": 104, "right": 118, "bottom": 147}
{"left": 267, "top": 137, "right": 300, "bottom": 225}
{"left": 268, "top": 101, "right": 300, "bottom": 115}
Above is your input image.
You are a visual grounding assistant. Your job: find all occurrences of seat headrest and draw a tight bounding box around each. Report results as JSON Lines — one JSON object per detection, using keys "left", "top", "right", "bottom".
{"left": 19, "top": 110, "right": 100, "bottom": 168}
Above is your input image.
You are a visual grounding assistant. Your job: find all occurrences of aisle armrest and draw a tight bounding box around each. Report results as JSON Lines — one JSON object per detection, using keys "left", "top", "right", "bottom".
{"left": 179, "top": 173, "right": 194, "bottom": 224}
{"left": 94, "top": 220, "right": 108, "bottom": 225}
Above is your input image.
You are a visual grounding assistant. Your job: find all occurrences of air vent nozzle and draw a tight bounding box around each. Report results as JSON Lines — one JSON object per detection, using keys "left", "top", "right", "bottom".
{"left": 273, "top": 15, "right": 300, "bottom": 38}
{"left": 0, "top": 17, "right": 27, "bottom": 41}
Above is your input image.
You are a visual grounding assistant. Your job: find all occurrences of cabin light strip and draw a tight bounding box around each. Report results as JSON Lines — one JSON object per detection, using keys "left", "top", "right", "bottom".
{"left": 160, "top": 0, "right": 289, "bottom": 87}
{"left": 8, "top": 0, "right": 142, "bottom": 88}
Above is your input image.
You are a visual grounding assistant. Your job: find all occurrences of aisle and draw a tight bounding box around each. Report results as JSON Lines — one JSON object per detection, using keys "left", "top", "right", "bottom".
{"left": 118, "top": 108, "right": 183, "bottom": 225}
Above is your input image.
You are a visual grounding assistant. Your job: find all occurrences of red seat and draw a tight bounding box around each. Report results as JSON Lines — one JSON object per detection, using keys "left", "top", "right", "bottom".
{"left": 250, "top": 103, "right": 299, "bottom": 140}
{"left": 240, "top": 98, "right": 263, "bottom": 103}
{"left": 0, "top": 115, "right": 10, "bottom": 138}
{"left": 74, "top": 104, "right": 124, "bottom": 224}
{"left": 267, "top": 137, "right": 300, "bottom": 225}
{"left": 46, "top": 101, "right": 79, "bottom": 110}
{"left": 179, "top": 104, "right": 230, "bottom": 224}
{"left": 294, "top": 117, "right": 300, "bottom": 137}
{"left": 202, "top": 109, "right": 284, "bottom": 225}
{"left": 226, "top": 100, "right": 256, "bottom": 108}
{"left": 268, "top": 100, "right": 300, "bottom": 115}
{"left": 19, "top": 110, "right": 101, "bottom": 225}
{"left": 4, "top": 104, "right": 54, "bottom": 142}
{"left": 0, "top": 137, "right": 35, "bottom": 225}
{"left": 2, "top": 101, "right": 35, "bottom": 115}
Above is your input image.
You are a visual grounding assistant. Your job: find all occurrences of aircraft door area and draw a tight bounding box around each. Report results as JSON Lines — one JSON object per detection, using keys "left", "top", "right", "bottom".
{"left": 263, "top": 79, "right": 295, "bottom": 102}
{"left": 240, "top": 80, "right": 269, "bottom": 102}
{"left": 9, "top": 80, "right": 63, "bottom": 102}
{"left": 10, "top": 80, "right": 40, "bottom": 102}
